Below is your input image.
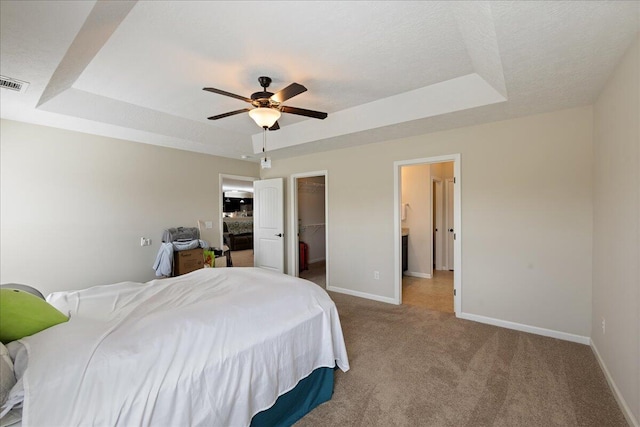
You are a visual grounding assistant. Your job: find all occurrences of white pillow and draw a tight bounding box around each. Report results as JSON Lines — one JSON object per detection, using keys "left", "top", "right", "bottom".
{"left": 0, "top": 343, "right": 15, "bottom": 407}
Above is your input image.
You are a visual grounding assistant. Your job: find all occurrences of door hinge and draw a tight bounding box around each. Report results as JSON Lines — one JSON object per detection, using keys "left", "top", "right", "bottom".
{"left": 454, "top": 177, "right": 456, "bottom": 184}
{"left": 453, "top": 289, "right": 456, "bottom": 296}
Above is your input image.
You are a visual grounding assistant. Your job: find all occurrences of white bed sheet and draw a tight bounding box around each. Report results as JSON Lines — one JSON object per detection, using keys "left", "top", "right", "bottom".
{"left": 16, "top": 268, "right": 349, "bottom": 427}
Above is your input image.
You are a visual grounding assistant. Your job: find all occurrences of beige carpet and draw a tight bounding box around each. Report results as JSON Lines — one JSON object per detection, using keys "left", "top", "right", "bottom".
{"left": 295, "top": 292, "right": 627, "bottom": 427}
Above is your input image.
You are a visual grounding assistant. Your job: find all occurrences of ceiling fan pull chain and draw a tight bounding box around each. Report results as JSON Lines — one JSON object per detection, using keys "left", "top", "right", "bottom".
{"left": 263, "top": 128, "right": 267, "bottom": 155}
{"left": 261, "top": 127, "right": 272, "bottom": 169}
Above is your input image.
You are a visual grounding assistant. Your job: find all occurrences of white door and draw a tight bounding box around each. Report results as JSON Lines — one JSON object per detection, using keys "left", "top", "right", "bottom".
{"left": 254, "top": 178, "right": 284, "bottom": 272}
{"left": 433, "top": 179, "right": 444, "bottom": 270}
{"left": 445, "top": 179, "right": 454, "bottom": 270}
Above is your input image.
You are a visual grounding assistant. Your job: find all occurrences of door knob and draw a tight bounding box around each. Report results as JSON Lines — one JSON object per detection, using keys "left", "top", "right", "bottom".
{"left": 275, "top": 233, "right": 283, "bottom": 237}
{"left": 449, "top": 229, "right": 454, "bottom": 232}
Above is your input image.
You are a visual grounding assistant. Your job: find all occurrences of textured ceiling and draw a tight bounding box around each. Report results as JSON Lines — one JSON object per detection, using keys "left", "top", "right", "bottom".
{"left": 1, "top": 1, "right": 638, "bottom": 161}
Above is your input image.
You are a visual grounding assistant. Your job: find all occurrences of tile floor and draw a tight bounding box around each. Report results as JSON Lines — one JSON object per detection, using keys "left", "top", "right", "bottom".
{"left": 402, "top": 270, "right": 454, "bottom": 313}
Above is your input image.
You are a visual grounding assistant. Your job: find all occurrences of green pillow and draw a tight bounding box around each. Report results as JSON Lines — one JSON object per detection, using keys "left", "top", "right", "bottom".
{"left": 0, "top": 288, "right": 68, "bottom": 344}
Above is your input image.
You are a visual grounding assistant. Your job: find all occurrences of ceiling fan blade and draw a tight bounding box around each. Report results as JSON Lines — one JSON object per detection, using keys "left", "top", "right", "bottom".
{"left": 203, "top": 87, "right": 252, "bottom": 103}
{"left": 269, "top": 121, "right": 280, "bottom": 131}
{"left": 207, "top": 108, "right": 251, "bottom": 120}
{"left": 271, "top": 83, "right": 307, "bottom": 103}
{"left": 280, "top": 105, "right": 328, "bottom": 120}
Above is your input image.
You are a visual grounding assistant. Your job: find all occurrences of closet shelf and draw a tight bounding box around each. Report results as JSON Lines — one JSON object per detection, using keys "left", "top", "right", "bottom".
{"left": 299, "top": 223, "right": 325, "bottom": 234}
{"left": 297, "top": 181, "right": 325, "bottom": 193}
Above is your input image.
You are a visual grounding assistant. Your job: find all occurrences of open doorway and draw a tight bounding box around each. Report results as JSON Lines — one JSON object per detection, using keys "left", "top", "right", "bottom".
{"left": 219, "top": 174, "right": 257, "bottom": 267}
{"left": 400, "top": 162, "right": 454, "bottom": 312}
{"left": 394, "top": 155, "right": 461, "bottom": 314}
{"left": 290, "top": 172, "right": 328, "bottom": 288}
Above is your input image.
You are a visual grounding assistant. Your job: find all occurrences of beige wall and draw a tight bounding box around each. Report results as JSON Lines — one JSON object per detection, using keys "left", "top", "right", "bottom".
{"left": 0, "top": 119, "right": 259, "bottom": 296}
{"left": 262, "top": 105, "right": 594, "bottom": 337}
{"left": 592, "top": 35, "right": 639, "bottom": 425}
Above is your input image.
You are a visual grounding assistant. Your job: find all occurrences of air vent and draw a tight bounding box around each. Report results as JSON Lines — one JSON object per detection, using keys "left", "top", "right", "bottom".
{"left": 0, "top": 76, "right": 29, "bottom": 93}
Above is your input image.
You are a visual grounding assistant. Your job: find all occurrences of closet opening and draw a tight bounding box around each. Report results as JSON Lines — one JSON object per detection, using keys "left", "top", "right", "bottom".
{"left": 290, "top": 172, "right": 328, "bottom": 288}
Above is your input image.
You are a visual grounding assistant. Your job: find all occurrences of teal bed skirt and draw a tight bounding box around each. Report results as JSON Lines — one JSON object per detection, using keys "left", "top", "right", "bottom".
{"left": 250, "top": 367, "right": 334, "bottom": 427}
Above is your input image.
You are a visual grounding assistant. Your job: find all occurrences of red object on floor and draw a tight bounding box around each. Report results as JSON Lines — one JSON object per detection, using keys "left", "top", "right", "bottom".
{"left": 299, "top": 241, "right": 309, "bottom": 272}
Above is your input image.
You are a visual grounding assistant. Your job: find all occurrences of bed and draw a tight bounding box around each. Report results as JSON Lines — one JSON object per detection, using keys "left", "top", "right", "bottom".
{"left": 1, "top": 268, "right": 349, "bottom": 426}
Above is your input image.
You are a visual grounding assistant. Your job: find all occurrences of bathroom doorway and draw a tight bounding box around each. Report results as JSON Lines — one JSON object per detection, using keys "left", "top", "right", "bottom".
{"left": 394, "top": 155, "right": 461, "bottom": 314}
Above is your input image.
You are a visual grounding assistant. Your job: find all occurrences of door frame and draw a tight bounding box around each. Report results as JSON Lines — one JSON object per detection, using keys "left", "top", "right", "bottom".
{"left": 218, "top": 174, "right": 258, "bottom": 248}
{"left": 444, "top": 178, "right": 455, "bottom": 271}
{"left": 394, "top": 154, "right": 461, "bottom": 314}
{"left": 289, "top": 170, "right": 329, "bottom": 285}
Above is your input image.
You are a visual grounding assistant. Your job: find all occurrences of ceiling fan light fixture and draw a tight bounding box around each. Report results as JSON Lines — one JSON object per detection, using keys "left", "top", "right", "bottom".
{"left": 248, "top": 107, "right": 281, "bottom": 128}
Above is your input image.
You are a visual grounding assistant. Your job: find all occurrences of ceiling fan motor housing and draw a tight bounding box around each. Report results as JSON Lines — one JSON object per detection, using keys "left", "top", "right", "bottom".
{"left": 252, "top": 77, "right": 275, "bottom": 106}
{"left": 251, "top": 91, "right": 275, "bottom": 105}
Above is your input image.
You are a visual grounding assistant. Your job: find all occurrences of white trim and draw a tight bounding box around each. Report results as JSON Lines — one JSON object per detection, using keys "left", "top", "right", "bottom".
{"left": 457, "top": 312, "right": 590, "bottom": 345}
{"left": 444, "top": 177, "right": 455, "bottom": 271}
{"left": 219, "top": 174, "right": 258, "bottom": 248}
{"left": 453, "top": 158, "right": 461, "bottom": 314}
{"left": 308, "top": 257, "right": 326, "bottom": 264}
{"left": 404, "top": 272, "right": 432, "bottom": 279}
{"left": 591, "top": 341, "right": 640, "bottom": 427}
{"left": 288, "top": 178, "right": 298, "bottom": 276}
{"left": 393, "top": 164, "right": 402, "bottom": 305}
{"left": 327, "top": 286, "right": 397, "bottom": 305}
{"left": 289, "top": 171, "right": 329, "bottom": 286}
{"left": 394, "top": 154, "right": 461, "bottom": 311}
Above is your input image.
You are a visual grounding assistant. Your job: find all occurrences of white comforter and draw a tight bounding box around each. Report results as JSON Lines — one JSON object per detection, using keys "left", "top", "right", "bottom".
{"left": 16, "top": 268, "right": 349, "bottom": 427}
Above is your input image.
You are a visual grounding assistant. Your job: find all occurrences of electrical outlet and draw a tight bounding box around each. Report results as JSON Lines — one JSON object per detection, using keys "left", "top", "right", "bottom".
{"left": 601, "top": 317, "right": 606, "bottom": 334}
{"left": 140, "top": 237, "right": 152, "bottom": 247}
{"left": 374, "top": 271, "right": 380, "bottom": 280}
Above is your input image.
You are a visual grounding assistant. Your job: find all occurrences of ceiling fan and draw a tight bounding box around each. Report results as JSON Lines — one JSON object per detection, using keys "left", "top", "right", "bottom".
{"left": 203, "top": 76, "right": 327, "bottom": 130}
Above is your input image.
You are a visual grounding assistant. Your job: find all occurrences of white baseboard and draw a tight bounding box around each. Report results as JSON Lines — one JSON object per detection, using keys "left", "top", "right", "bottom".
{"left": 404, "top": 271, "right": 432, "bottom": 279}
{"left": 591, "top": 341, "right": 639, "bottom": 427}
{"left": 457, "top": 312, "right": 590, "bottom": 345}
{"left": 327, "top": 285, "right": 398, "bottom": 305}
{"left": 308, "top": 257, "right": 326, "bottom": 264}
